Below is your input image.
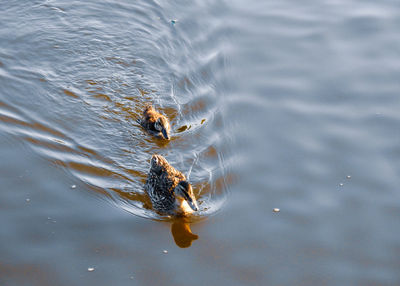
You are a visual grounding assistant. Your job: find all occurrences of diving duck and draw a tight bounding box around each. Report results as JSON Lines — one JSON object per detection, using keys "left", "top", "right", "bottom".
{"left": 137, "top": 104, "right": 170, "bottom": 140}
{"left": 145, "top": 154, "right": 199, "bottom": 216}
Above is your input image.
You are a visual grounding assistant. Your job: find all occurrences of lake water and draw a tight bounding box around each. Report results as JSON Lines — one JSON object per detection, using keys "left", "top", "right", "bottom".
{"left": 1, "top": 0, "right": 400, "bottom": 285}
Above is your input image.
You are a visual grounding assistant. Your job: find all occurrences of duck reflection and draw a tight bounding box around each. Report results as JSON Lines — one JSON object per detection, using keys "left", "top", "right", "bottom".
{"left": 109, "top": 186, "right": 199, "bottom": 248}
{"left": 170, "top": 217, "right": 198, "bottom": 248}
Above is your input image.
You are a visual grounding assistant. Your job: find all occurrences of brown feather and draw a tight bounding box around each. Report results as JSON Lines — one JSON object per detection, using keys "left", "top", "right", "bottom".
{"left": 138, "top": 105, "right": 170, "bottom": 139}
{"left": 144, "top": 155, "right": 197, "bottom": 215}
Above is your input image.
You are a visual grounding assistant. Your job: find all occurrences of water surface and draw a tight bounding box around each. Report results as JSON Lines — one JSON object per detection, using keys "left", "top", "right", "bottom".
{"left": 1, "top": 0, "right": 400, "bottom": 285}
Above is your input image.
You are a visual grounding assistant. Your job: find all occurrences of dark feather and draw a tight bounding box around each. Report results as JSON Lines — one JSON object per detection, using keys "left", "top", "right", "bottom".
{"left": 144, "top": 155, "right": 194, "bottom": 215}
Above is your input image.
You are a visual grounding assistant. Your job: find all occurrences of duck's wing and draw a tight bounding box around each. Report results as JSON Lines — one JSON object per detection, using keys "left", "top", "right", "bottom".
{"left": 148, "top": 121, "right": 159, "bottom": 132}
{"left": 137, "top": 115, "right": 158, "bottom": 133}
{"left": 151, "top": 155, "right": 187, "bottom": 186}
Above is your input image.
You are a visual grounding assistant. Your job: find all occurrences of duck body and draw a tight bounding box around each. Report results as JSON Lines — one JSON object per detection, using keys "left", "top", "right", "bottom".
{"left": 138, "top": 105, "right": 170, "bottom": 140}
{"left": 145, "top": 154, "right": 198, "bottom": 216}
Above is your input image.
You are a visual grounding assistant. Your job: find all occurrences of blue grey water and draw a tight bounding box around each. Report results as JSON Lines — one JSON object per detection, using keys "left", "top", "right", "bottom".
{"left": 1, "top": 0, "right": 399, "bottom": 285}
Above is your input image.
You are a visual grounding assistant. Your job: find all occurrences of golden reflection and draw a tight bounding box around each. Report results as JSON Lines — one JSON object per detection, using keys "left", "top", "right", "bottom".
{"left": 85, "top": 79, "right": 98, "bottom": 85}
{"left": 170, "top": 217, "right": 199, "bottom": 248}
{"left": 135, "top": 134, "right": 171, "bottom": 149}
{"left": 62, "top": 89, "right": 79, "bottom": 99}
{"left": 162, "top": 106, "right": 178, "bottom": 122}
{"left": 109, "top": 185, "right": 200, "bottom": 248}
{"left": 138, "top": 87, "right": 150, "bottom": 96}
{"left": 0, "top": 111, "right": 66, "bottom": 139}
{"left": 92, "top": 93, "right": 111, "bottom": 101}
{"left": 67, "top": 161, "right": 130, "bottom": 181}
{"left": 203, "top": 145, "right": 217, "bottom": 158}
{"left": 176, "top": 124, "right": 191, "bottom": 133}
{"left": 86, "top": 183, "right": 113, "bottom": 198}
{"left": 105, "top": 57, "right": 131, "bottom": 67}
{"left": 181, "top": 96, "right": 210, "bottom": 115}
{"left": 110, "top": 187, "right": 152, "bottom": 210}
{"left": 152, "top": 134, "right": 172, "bottom": 148}
{"left": 23, "top": 136, "right": 80, "bottom": 155}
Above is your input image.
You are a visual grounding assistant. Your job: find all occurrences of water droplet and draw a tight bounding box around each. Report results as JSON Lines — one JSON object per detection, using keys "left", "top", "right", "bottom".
{"left": 346, "top": 175, "right": 351, "bottom": 179}
{"left": 163, "top": 250, "right": 168, "bottom": 254}
{"left": 26, "top": 198, "right": 30, "bottom": 202}
{"left": 339, "top": 183, "right": 344, "bottom": 187}
{"left": 273, "top": 208, "right": 280, "bottom": 213}
{"left": 88, "top": 267, "right": 95, "bottom": 272}
{"left": 71, "top": 185, "right": 76, "bottom": 189}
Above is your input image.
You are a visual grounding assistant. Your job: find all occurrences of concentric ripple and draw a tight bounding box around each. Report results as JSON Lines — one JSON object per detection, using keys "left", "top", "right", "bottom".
{"left": 0, "top": 0, "right": 233, "bottom": 221}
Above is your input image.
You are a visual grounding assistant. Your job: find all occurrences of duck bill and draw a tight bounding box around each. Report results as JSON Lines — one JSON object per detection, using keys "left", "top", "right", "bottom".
{"left": 161, "top": 128, "right": 170, "bottom": 140}
{"left": 187, "top": 198, "right": 199, "bottom": 212}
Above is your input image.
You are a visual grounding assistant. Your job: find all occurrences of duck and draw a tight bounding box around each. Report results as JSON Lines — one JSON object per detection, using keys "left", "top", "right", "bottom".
{"left": 145, "top": 154, "right": 199, "bottom": 216}
{"left": 137, "top": 104, "right": 170, "bottom": 140}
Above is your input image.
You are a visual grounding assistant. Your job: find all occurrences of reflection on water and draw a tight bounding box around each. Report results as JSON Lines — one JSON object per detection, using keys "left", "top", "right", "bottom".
{"left": 2, "top": 0, "right": 400, "bottom": 285}
{"left": 0, "top": 83, "right": 229, "bottom": 222}
{"left": 170, "top": 218, "right": 199, "bottom": 248}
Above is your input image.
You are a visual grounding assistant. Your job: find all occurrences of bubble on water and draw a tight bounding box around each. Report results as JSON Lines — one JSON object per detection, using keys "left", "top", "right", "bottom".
{"left": 163, "top": 250, "right": 168, "bottom": 254}
{"left": 88, "top": 267, "right": 95, "bottom": 272}
{"left": 26, "top": 198, "right": 30, "bottom": 202}
{"left": 339, "top": 183, "right": 344, "bottom": 187}
{"left": 71, "top": 185, "right": 76, "bottom": 189}
{"left": 273, "top": 208, "right": 280, "bottom": 213}
{"left": 346, "top": 175, "right": 351, "bottom": 179}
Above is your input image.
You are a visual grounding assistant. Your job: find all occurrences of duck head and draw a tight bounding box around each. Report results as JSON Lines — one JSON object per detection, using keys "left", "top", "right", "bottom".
{"left": 154, "top": 117, "right": 170, "bottom": 140}
{"left": 174, "top": 181, "right": 199, "bottom": 214}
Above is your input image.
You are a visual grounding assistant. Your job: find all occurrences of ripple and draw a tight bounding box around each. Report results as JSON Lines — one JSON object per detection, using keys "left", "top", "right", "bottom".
{"left": 0, "top": 0, "right": 232, "bottom": 221}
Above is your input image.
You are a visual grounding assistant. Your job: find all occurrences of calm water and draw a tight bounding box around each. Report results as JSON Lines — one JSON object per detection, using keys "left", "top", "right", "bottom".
{"left": 1, "top": 0, "right": 400, "bottom": 285}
